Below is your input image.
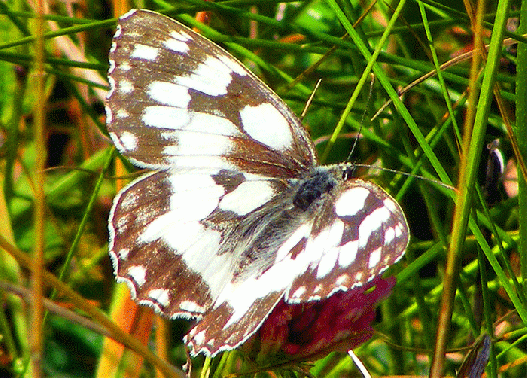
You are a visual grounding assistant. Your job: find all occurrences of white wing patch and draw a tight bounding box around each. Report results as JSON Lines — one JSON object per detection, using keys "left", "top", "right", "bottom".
{"left": 147, "top": 82, "right": 191, "bottom": 107}
{"left": 217, "top": 54, "right": 248, "bottom": 77}
{"left": 180, "top": 301, "right": 206, "bottom": 314}
{"left": 310, "top": 221, "right": 346, "bottom": 278}
{"left": 116, "top": 109, "right": 129, "bottom": 119}
{"left": 384, "top": 226, "right": 396, "bottom": 245}
{"left": 131, "top": 44, "right": 159, "bottom": 61}
{"left": 176, "top": 56, "right": 233, "bottom": 96}
{"left": 358, "top": 206, "right": 391, "bottom": 247}
{"left": 368, "top": 247, "right": 382, "bottom": 269}
{"left": 112, "top": 130, "right": 137, "bottom": 151}
{"left": 176, "top": 112, "right": 239, "bottom": 135}
{"left": 119, "top": 61, "right": 131, "bottom": 72}
{"left": 334, "top": 186, "right": 370, "bottom": 217}
{"left": 126, "top": 265, "right": 147, "bottom": 286}
{"left": 163, "top": 131, "right": 232, "bottom": 157}
{"left": 142, "top": 106, "right": 242, "bottom": 139}
{"left": 142, "top": 106, "right": 188, "bottom": 129}
{"left": 219, "top": 180, "right": 275, "bottom": 215}
{"left": 117, "top": 247, "right": 130, "bottom": 260}
{"left": 118, "top": 80, "right": 134, "bottom": 94}
{"left": 163, "top": 30, "right": 191, "bottom": 53}
{"left": 338, "top": 240, "right": 358, "bottom": 267}
{"left": 147, "top": 288, "right": 171, "bottom": 307}
{"left": 240, "top": 103, "right": 293, "bottom": 151}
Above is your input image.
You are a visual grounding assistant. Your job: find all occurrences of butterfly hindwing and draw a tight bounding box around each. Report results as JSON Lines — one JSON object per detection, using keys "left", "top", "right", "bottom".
{"left": 109, "top": 168, "right": 296, "bottom": 319}
{"left": 110, "top": 170, "right": 221, "bottom": 317}
{"left": 186, "top": 171, "right": 408, "bottom": 356}
{"left": 185, "top": 291, "right": 284, "bottom": 356}
{"left": 287, "top": 179, "right": 409, "bottom": 302}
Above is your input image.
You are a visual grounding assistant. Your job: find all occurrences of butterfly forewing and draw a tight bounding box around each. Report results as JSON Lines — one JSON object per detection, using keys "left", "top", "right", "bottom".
{"left": 107, "top": 9, "right": 315, "bottom": 177}
{"left": 107, "top": 9, "right": 409, "bottom": 358}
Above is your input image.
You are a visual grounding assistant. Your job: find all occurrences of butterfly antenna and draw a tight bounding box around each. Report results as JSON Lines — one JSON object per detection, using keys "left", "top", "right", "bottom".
{"left": 300, "top": 78, "right": 322, "bottom": 120}
{"left": 353, "top": 163, "right": 456, "bottom": 192}
{"left": 348, "top": 350, "right": 372, "bottom": 378}
{"left": 346, "top": 73, "right": 376, "bottom": 162}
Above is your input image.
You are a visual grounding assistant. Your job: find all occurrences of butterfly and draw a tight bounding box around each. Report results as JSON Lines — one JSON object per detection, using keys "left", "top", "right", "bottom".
{"left": 106, "top": 9, "right": 409, "bottom": 357}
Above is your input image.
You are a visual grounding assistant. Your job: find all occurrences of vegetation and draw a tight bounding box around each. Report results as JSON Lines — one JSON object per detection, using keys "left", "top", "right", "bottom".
{"left": 0, "top": 0, "right": 525, "bottom": 376}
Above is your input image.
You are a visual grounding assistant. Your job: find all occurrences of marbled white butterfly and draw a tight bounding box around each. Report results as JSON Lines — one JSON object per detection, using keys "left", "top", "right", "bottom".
{"left": 106, "top": 9, "right": 409, "bottom": 357}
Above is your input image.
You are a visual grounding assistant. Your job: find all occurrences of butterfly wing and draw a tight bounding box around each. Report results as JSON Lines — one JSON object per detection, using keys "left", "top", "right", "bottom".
{"left": 287, "top": 178, "right": 409, "bottom": 302}
{"left": 184, "top": 193, "right": 318, "bottom": 356}
{"left": 109, "top": 168, "right": 294, "bottom": 318}
{"left": 183, "top": 175, "right": 409, "bottom": 356}
{"left": 110, "top": 170, "right": 219, "bottom": 317}
{"left": 107, "top": 9, "right": 315, "bottom": 177}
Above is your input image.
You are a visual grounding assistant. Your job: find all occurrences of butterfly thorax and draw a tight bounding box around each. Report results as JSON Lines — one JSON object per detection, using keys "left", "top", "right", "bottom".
{"left": 293, "top": 168, "right": 338, "bottom": 211}
{"left": 292, "top": 164, "right": 357, "bottom": 211}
